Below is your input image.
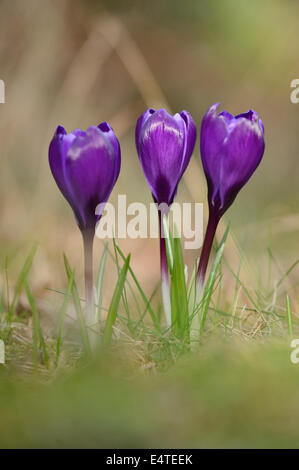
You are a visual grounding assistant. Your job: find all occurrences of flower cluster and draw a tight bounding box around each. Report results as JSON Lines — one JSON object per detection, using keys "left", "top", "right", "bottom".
{"left": 49, "top": 103, "right": 265, "bottom": 327}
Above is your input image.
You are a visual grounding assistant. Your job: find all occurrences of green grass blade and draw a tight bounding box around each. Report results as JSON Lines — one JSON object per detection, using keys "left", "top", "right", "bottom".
{"left": 10, "top": 243, "right": 38, "bottom": 317}
{"left": 63, "top": 254, "right": 91, "bottom": 357}
{"left": 188, "top": 259, "right": 199, "bottom": 320}
{"left": 56, "top": 269, "right": 75, "bottom": 366}
{"left": 223, "top": 257, "right": 261, "bottom": 313}
{"left": 199, "top": 225, "right": 229, "bottom": 336}
{"left": 269, "top": 257, "right": 299, "bottom": 295}
{"left": 102, "top": 254, "right": 130, "bottom": 347}
{"left": 162, "top": 217, "right": 176, "bottom": 331}
{"left": 172, "top": 229, "right": 189, "bottom": 340}
{"left": 133, "top": 282, "right": 160, "bottom": 331}
{"left": 95, "top": 242, "right": 108, "bottom": 326}
{"left": 24, "top": 280, "right": 49, "bottom": 369}
{"left": 5, "top": 256, "right": 10, "bottom": 316}
{"left": 0, "top": 288, "right": 5, "bottom": 317}
{"left": 115, "top": 245, "right": 161, "bottom": 331}
{"left": 286, "top": 295, "right": 293, "bottom": 337}
{"left": 113, "top": 238, "right": 131, "bottom": 321}
{"left": 104, "top": 243, "right": 142, "bottom": 321}
{"left": 162, "top": 214, "right": 174, "bottom": 273}
{"left": 163, "top": 218, "right": 189, "bottom": 338}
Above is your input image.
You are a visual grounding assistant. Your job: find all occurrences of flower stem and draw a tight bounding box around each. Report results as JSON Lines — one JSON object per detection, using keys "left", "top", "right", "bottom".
{"left": 82, "top": 229, "right": 95, "bottom": 326}
{"left": 159, "top": 207, "right": 171, "bottom": 327}
{"left": 197, "top": 209, "right": 219, "bottom": 296}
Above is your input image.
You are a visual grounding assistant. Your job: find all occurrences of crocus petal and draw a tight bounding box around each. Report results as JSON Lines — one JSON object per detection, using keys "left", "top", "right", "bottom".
{"left": 235, "top": 110, "right": 255, "bottom": 121}
{"left": 177, "top": 110, "right": 197, "bottom": 176}
{"left": 137, "top": 109, "right": 185, "bottom": 204}
{"left": 49, "top": 123, "right": 121, "bottom": 231}
{"left": 98, "top": 121, "right": 121, "bottom": 185}
{"left": 65, "top": 126, "right": 118, "bottom": 228}
{"left": 168, "top": 110, "right": 197, "bottom": 202}
{"left": 136, "top": 108, "right": 196, "bottom": 205}
{"left": 49, "top": 126, "right": 77, "bottom": 207}
{"left": 200, "top": 104, "right": 228, "bottom": 207}
{"left": 219, "top": 116, "right": 265, "bottom": 209}
{"left": 135, "top": 108, "right": 155, "bottom": 150}
{"left": 218, "top": 110, "right": 234, "bottom": 122}
{"left": 200, "top": 103, "right": 265, "bottom": 216}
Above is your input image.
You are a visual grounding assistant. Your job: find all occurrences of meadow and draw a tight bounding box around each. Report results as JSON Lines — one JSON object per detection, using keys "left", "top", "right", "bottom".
{"left": 1, "top": 0, "right": 299, "bottom": 449}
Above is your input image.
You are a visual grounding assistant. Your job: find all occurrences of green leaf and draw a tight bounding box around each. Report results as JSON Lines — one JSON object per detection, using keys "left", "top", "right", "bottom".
{"left": 56, "top": 268, "right": 75, "bottom": 366}
{"left": 95, "top": 242, "right": 108, "bottom": 326}
{"left": 171, "top": 228, "right": 189, "bottom": 340}
{"left": 162, "top": 214, "right": 174, "bottom": 273}
{"left": 162, "top": 218, "right": 189, "bottom": 339}
{"left": 24, "top": 280, "right": 49, "bottom": 369}
{"left": 223, "top": 257, "right": 261, "bottom": 314}
{"left": 0, "top": 288, "right": 5, "bottom": 316}
{"left": 10, "top": 243, "right": 38, "bottom": 318}
{"left": 286, "top": 295, "right": 293, "bottom": 337}
{"left": 102, "top": 254, "right": 130, "bottom": 347}
{"left": 188, "top": 258, "right": 199, "bottom": 321}
{"left": 113, "top": 238, "right": 131, "bottom": 321}
{"left": 115, "top": 245, "right": 161, "bottom": 332}
{"left": 63, "top": 254, "right": 91, "bottom": 357}
{"left": 199, "top": 225, "right": 229, "bottom": 336}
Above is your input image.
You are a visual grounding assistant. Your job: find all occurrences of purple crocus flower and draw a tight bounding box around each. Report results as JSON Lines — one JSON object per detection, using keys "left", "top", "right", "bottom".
{"left": 49, "top": 123, "right": 121, "bottom": 325}
{"left": 49, "top": 123, "right": 121, "bottom": 231}
{"left": 136, "top": 108, "right": 197, "bottom": 325}
{"left": 197, "top": 103, "right": 265, "bottom": 289}
{"left": 136, "top": 108, "right": 197, "bottom": 206}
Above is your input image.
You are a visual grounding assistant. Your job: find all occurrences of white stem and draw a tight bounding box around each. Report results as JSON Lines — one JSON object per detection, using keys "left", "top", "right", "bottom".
{"left": 161, "top": 273, "right": 171, "bottom": 327}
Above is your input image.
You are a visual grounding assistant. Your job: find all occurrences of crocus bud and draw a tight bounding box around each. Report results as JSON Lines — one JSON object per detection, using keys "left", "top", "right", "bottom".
{"left": 135, "top": 108, "right": 196, "bottom": 327}
{"left": 200, "top": 103, "right": 265, "bottom": 218}
{"left": 135, "top": 108, "right": 197, "bottom": 206}
{"left": 49, "top": 123, "right": 121, "bottom": 232}
{"left": 197, "top": 103, "right": 265, "bottom": 293}
{"left": 49, "top": 122, "right": 121, "bottom": 328}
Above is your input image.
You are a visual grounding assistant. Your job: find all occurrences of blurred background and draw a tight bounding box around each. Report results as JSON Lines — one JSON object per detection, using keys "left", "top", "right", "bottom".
{"left": 0, "top": 0, "right": 299, "bottom": 314}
